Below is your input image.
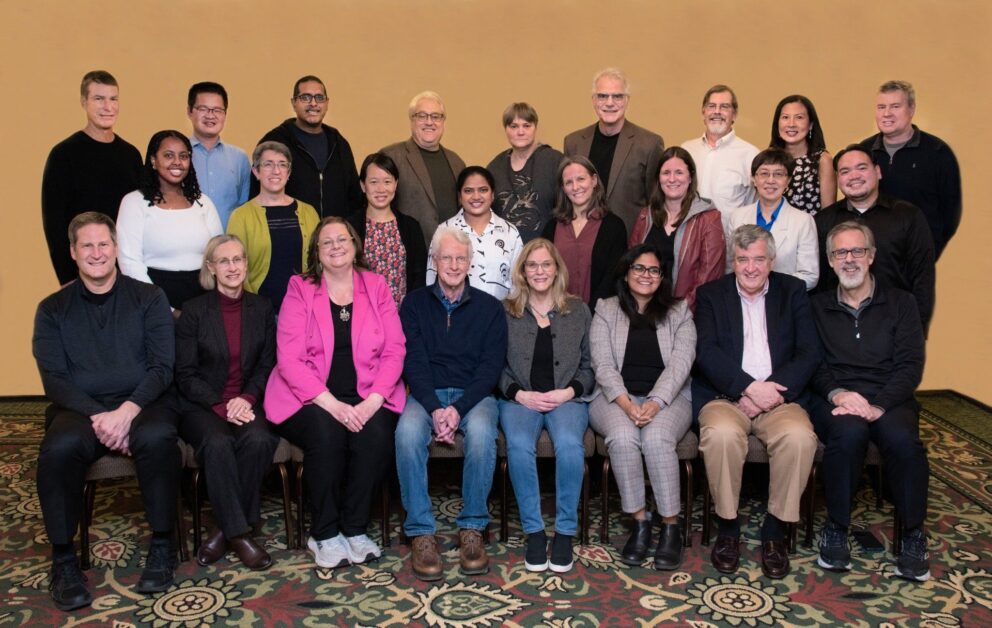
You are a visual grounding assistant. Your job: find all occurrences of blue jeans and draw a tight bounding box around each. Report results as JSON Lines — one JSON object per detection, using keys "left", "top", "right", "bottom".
{"left": 395, "top": 389, "right": 498, "bottom": 536}
{"left": 499, "top": 399, "right": 588, "bottom": 536}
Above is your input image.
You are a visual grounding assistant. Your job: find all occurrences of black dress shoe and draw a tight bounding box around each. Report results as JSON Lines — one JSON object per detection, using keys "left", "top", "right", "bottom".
{"left": 620, "top": 517, "right": 653, "bottom": 566}
{"left": 229, "top": 536, "right": 273, "bottom": 571}
{"left": 49, "top": 555, "right": 92, "bottom": 612}
{"left": 711, "top": 534, "right": 740, "bottom": 573}
{"left": 654, "top": 523, "right": 683, "bottom": 570}
{"left": 760, "top": 540, "right": 790, "bottom": 579}
{"left": 196, "top": 528, "right": 227, "bottom": 566}
{"left": 136, "top": 540, "right": 178, "bottom": 593}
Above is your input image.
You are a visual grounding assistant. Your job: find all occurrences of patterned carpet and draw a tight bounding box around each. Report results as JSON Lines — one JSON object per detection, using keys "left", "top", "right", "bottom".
{"left": 1, "top": 392, "right": 991, "bottom": 626}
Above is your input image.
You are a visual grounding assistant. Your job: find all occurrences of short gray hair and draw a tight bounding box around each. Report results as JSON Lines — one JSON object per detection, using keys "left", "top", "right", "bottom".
{"left": 879, "top": 80, "right": 915, "bottom": 108}
{"left": 592, "top": 67, "right": 629, "bottom": 94}
{"left": 252, "top": 141, "right": 292, "bottom": 169}
{"left": 408, "top": 91, "right": 445, "bottom": 117}
{"left": 731, "top": 224, "right": 777, "bottom": 260}
{"left": 825, "top": 221, "right": 876, "bottom": 256}
{"left": 429, "top": 225, "right": 473, "bottom": 260}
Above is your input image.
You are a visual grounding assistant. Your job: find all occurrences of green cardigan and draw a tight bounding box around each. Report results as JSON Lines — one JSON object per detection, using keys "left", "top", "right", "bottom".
{"left": 226, "top": 198, "right": 320, "bottom": 294}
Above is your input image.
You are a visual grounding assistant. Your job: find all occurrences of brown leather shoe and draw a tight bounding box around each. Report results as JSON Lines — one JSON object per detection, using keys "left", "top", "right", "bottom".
{"left": 196, "top": 528, "right": 227, "bottom": 566}
{"left": 761, "top": 540, "right": 790, "bottom": 579}
{"left": 229, "top": 535, "right": 273, "bottom": 571}
{"left": 711, "top": 534, "right": 740, "bottom": 573}
{"left": 458, "top": 529, "right": 489, "bottom": 575}
{"left": 411, "top": 535, "right": 444, "bottom": 581}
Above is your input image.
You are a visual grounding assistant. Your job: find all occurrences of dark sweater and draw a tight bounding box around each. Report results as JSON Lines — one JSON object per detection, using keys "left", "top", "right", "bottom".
{"left": 400, "top": 281, "right": 508, "bottom": 417}
{"left": 254, "top": 119, "right": 363, "bottom": 218}
{"left": 41, "top": 131, "right": 142, "bottom": 284}
{"left": 541, "top": 212, "right": 627, "bottom": 311}
{"left": 810, "top": 282, "right": 924, "bottom": 412}
{"left": 814, "top": 193, "right": 935, "bottom": 333}
{"left": 32, "top": 275, "right": 175, "bottom": 415}
{"left": 487, "top": 144, "right": 565, "bottom": 242}
{"left": 860, "top": 126, "right": 961, "bottom": 258}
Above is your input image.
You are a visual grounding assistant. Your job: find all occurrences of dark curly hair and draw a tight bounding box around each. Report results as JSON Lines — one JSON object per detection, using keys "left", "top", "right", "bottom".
{"left": 139, "top": 130, "right": 202, "bottom": 206}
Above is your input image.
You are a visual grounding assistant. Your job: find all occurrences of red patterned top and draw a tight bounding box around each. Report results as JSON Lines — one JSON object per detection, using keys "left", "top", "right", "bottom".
{"left": 364, "top": 218, "right": 408, "bottom": 305}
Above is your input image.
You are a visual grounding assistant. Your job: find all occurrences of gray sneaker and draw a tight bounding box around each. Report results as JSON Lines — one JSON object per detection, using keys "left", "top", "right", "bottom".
{"left": 345, "top": 534, "right": 382, "bottom": 564}
{"left": 894, "top": 528, "right": 930, "bottom": 582}
{"left": 308, "top": 534, "right": 350, "bottom": 569}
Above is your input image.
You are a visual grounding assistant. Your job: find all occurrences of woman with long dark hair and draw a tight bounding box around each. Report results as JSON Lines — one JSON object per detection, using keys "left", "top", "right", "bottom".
{"left": 588, "top": 244, "right": 696, "bottom": 570}
{"left": 118, "top": 130, "right": 223, "bottom": 313}
{"left": 769, "top": 95, "right": 835, "bottom": 214}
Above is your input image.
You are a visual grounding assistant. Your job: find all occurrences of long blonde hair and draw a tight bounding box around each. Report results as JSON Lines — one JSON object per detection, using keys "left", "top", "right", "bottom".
{"left": 504, "top": 238, "right": 573, "bottom": 318}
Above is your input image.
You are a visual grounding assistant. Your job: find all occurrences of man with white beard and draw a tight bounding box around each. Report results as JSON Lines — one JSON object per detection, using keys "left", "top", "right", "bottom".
{"left": 808, "top": 221, "right": 930, "bottom": 582}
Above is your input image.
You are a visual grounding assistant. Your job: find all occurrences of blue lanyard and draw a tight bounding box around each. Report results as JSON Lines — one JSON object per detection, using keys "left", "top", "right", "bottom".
{"left": 756, "top": 198, "right": 785, "bottom": 232}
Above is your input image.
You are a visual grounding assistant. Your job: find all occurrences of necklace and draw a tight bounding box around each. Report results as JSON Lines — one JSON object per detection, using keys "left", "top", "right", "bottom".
{"left": 338, "top": 304, "right": 351, "bottom": 322}
{"left": 529, "top": 304, "right": 551, "bottom": 320}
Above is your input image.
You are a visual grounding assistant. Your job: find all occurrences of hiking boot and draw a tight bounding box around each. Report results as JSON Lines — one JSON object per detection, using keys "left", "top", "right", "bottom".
{"left": 458, "top": 529, "right": 489, "bottom": 575}
{"left": 817, "top": 521, "right": 852, "bottom": 572}
{"left": 410, "top": 534, "right": 443, "bottom": 581}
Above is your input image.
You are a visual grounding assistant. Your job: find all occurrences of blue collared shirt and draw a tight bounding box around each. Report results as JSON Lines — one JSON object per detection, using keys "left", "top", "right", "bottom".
{"left": 191, "top": 136, "right": 251, "bottom": 228}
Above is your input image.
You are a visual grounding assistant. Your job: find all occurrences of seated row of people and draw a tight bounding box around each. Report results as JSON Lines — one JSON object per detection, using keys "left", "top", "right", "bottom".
{"left": 34, "top": 209, "right": 930, "bottom": 613}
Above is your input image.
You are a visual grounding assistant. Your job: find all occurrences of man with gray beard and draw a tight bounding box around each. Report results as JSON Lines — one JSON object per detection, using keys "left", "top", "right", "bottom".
{"left": 809, "top": 221, "right": 929, "bottom": 582}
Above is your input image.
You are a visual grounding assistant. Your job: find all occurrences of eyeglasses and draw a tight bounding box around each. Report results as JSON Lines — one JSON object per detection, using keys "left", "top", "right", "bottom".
{"left": 830, "top": 247, "right": 871, "bottom": 260}
{"left": 318, "top": 236, "right": 352, "bottom": 249}
{"left": 412, "top": 112, "right": 445, "bottom": 122}
{"left": 524, "top": 261, "right": 554, "bottom": 272}
{"left": 630, "top": 264, "right": 662, "bottom": 277}
{"left": 705, "top": 102, "right": 735, "bottom": 112}
{"left": 295, "top": 93, "right": 327, "bottom": 104}
{"left": 436, "top": 255, "right": 468, "bottom": 266}
{"left": 755, "top": 170, "right": 789, "bottom": 180}
{"left": 594, "top": 93, "right": 628, "bottom": 103}
{"left": 210, "top": 256, "right": 245, "bottom": 267}
{"left": 259, "top": 160, "right": 290, "bottom": 171}
{"left": 192, "top": 105, "right": 226, "bottom": 116}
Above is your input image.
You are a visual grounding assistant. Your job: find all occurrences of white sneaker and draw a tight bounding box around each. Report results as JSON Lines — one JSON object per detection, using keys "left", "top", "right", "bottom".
{"left": 308, "top": 535, "right": 350, "bottom": 569}
{"left": 345, "top": 534, "right": 383, "bottom": 564}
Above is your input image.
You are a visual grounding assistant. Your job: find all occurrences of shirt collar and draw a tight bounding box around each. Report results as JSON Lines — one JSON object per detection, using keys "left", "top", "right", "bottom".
{"left": 835, "top": 274, "right": 876, "bottom": 315}
{"left": 701, "top": 129, "right": 737, "bottom": 149}
{"left": 191, "top": 135, "right": 224, "bottom": 150}
{"left": 736, "top": 277, "right": 770, "bottom": 303}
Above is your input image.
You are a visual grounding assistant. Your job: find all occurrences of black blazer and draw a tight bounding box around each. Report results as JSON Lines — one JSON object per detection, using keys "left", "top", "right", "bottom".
{"left": 691, "top": 272, "right": 820, "bottom": 420}
{"left": 541, "top": 211, "right": 627, "bottom": 311}
{"left": 348, "top": 209, "right": 428, "bottom": 293}
{"left": 175, "top": 290, "right": 276, "bottom": 411}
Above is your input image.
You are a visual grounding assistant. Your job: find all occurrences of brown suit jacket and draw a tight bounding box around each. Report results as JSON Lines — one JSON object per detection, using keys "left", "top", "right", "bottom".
{"left": 380, "top": 138, "right": 466, "bottom": 246}
{"left": 563, "top": 120, "right": 664, "bottom": 233}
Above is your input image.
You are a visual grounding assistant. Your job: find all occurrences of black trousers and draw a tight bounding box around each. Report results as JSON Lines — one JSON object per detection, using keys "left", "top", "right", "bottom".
{"left": 37, "top": 398, "right": 181, "bottom": 546}
{"left": 810, "top": 396, "right": 929, "bottom": 530}
{"left": 179, "top": 404, "right": 279, "bottom": 538}
{"left": 277, "top": 403, "right": 396, "bottom": 540}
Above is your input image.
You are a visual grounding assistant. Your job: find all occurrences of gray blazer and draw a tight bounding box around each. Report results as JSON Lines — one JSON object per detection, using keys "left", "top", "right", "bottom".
{"left": 380, "top": 138, "right": 466, "bottom": 247}
{"left": 563, "top": 120, "right": 664, "bottom": 233}
{"left": 499, "top": 296, "right": 594, "bottom": 399}
{"left": 589, "top": 296, "right": 696, "bottom": 405}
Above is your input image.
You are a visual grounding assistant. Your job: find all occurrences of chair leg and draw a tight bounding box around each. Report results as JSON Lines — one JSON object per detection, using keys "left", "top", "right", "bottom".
{"left": 295, "top": 463, "right": 306, "bottom": 550}
{"left": 600, "top": 458, "right": 611, "bottom": 543}
{"left": 80, "top": 481, "right": 96, "bottom": 570}
{"left": 191, "top": 469, "right": 202, "bottom": 555}
{"left": 276, "top": 463, "right": 294, "bottom": 550}
{"left": 805, "top": 462, "right": 818, "bottom": 548}
{"left": 500, "top": 458, "right": 509, "bottom": 543}
{"left": 701, "top": 477, "right": 712, "bottom": 546}
{"left": 581, "top": 461, "right": 590, "bottom": 546}
{"left": 175, "top": 497, "right": 189, "bottom": 563}
{"left": 380, "top": 480, "right": 390, "bottom": 548}
{"left": 682, "top": 460, "right": 693, "bottom": 548}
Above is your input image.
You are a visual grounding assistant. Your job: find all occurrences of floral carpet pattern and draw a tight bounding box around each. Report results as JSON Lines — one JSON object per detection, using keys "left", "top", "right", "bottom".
{"left": 1, "top": 393, "right": 991, "bottom": 626}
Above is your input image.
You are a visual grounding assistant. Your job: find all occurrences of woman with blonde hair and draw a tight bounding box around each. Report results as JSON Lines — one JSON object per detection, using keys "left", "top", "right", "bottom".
{"left": 499, "top": 238, "right": 594, "bottom": 573}
{"left": 175, "top": 234, "right": 278, "bottom": 570}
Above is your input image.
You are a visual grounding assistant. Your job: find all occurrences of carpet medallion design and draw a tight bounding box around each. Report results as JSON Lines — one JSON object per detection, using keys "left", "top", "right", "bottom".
{"left": 0, "top": 394, "right": 990, "bottom": 626}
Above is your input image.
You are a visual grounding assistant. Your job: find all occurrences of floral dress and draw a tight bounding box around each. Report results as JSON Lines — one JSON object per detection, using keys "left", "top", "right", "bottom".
{"left": 364, "top": 218, "right": 407, "bottom": 305}
{"left": 785, "top": 150, "right": 823, "bottom": 215}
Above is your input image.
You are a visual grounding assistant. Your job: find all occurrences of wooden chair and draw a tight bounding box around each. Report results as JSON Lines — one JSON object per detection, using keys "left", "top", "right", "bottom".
{"left": 597, "top": 431, "right": 698, "bottom": 548}
{"left": 291, "top": 444, "right": 392, "bottom": 550}
{"left": 185, "top": 438, "right": 295, "bottom": 552}
{"left": 498, "top": 428, "right": 595, "bottom": 546}
{"left": 81, "top": 451, "right": 189, "bottom": 570}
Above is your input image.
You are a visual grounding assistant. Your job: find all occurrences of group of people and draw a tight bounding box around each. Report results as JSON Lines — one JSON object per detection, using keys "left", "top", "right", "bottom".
{"left": 33, "top": 67, "right": 951, "bottom": 612}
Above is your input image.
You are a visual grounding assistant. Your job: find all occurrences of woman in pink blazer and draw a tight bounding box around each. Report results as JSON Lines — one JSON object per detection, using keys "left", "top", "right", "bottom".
{"left": 264, "top": 216, "right": 406, "bottom": 569}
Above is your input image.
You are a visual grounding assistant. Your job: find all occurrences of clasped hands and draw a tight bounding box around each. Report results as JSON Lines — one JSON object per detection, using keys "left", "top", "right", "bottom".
{"left": 515, "top": 388, "right": 574, "bottom": 413}
{"left": 737, "top": 380, "right": 788, "bottom": 418}
{"left": 831, "top": 391, "right": 885, "bottom": 422}
{"left": 318, "top": 392, "right": 385, "bottom": 433}
{"left": 432, "top": 406, "right": 461, "bottom": 444}
{"left": 618, "top": 395, "right": 662, "bottom": 428}
{"left": 90, "top": 400, "right": 140, "bottom": 454}
{"left": 224, "top": 396, "right": 255, "bottom": 425}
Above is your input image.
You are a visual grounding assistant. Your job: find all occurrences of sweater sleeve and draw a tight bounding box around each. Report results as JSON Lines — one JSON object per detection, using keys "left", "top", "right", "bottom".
{"left": 116, "top": 194, "right": 154, "bottom": 285}
{"left": 127, "top": 286, "right": 176, "bottom": 409}
{"left": 937, "top": 143, "right": 962, "bottom": 257}
{"left": 32, "top": 297, "right": 106, "bottom": 416}
{"left": 906, "top": 209, "right": 936, "bottom": 333}
{"left": 870, "top": 295, "right": 925, "bottom": 411}
{"left": 451, "top": 300, "right": 508, "bottom": 418}
{"left": 41, "top": 145, "right": 77, "bottom": 284}
{"left": 400, "top": 296, "right": 443, "bottom": 413}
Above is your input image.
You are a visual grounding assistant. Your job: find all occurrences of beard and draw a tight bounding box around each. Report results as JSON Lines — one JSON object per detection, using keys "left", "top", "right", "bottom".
{"left": 837, "top": 265, "right": 867, "bottom": 289}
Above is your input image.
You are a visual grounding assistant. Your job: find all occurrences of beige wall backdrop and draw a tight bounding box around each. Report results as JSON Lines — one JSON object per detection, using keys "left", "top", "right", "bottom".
{"left": 2, "top": 1, "right": 989, "bottom": 403}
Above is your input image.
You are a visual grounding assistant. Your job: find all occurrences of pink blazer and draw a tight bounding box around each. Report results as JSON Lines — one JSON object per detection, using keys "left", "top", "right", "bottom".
{"left": 264, "top": 271, "right": 407, "bottom": 424}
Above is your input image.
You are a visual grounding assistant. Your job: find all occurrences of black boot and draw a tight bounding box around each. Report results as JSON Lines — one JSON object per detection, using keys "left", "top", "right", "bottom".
{"left": 620, "top": 515, "right": 652, "bottom": 566}
{"left": 653, "top": 523, "right": 683, "bottom": 570}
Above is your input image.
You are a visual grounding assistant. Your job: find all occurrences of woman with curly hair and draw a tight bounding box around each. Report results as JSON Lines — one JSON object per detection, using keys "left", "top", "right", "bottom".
{"left": 118, "top": 130, "right": 223, "bottom": 313}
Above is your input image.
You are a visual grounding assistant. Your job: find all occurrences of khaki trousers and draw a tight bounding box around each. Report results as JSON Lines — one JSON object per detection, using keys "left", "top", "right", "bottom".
{"left": 698, "top": 400, "right": 817, "bottom": 522}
